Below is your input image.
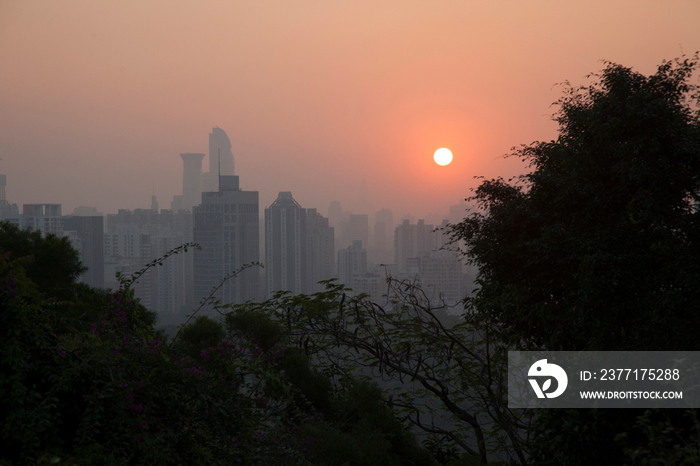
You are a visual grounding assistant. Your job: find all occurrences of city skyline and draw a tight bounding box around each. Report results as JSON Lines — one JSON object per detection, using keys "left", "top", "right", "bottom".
{"left": 0, "top": 129, "right": 477, "bottom": 229}
{"left": 1, "top": 2, "right": 698, "bottom": 219}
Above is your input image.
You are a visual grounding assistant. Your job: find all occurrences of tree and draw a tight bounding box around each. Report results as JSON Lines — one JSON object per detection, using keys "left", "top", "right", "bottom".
{"left": 225, "top": 300, "right": 437, "bottom": 466}
{"left": 0, "top": 247, "right": 312, "bottom": 465}
{"left": 174, "top": 315, "right": 227, "bottom": 359}
{"left": 447, "top": 56, "right": 700, "bottom": 464}
{"left": 0, "top": 236, "right": 434, "bottom": 465}
{"left": 450, "top": 56, "right": 700, "bottom": 352}
{"left": 237, "top": 280, "right": 532, "bottom": 465}
{"left": 0, "top": 221, "right": 86, "bottom": 298}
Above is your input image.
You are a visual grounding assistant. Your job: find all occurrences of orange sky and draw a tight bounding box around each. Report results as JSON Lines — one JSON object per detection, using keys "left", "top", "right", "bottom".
{"left": 1, "top": 0, "right": 698, "bottom": 220}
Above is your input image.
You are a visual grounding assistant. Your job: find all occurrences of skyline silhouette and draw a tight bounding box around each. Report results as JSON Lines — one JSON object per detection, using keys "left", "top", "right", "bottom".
{"left": 1, "top": 1, "right": 698, "bottom": 218}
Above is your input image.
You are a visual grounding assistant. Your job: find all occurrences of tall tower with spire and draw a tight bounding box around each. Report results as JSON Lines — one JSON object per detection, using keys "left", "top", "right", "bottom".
{"left": 151, "top": 188, "right": 159, "bottom": 212}
{"left": 202, "top": 127, "right": 234, "bottom": 192}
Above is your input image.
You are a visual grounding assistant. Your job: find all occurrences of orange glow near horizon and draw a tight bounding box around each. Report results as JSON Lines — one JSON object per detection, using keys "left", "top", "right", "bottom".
{"left": 0, "top": 1, "right": 698, "bottom": 218}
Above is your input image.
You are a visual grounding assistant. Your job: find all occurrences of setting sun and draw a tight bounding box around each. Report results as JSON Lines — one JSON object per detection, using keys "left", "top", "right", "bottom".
{"left": 434, "top": 148, "right": 453, "bottom": 166}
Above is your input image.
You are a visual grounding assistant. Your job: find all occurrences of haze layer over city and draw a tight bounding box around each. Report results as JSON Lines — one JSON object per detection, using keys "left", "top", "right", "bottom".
{"left": 4, "top": 2, "right": 700, "bottom": 465}
{"left": 2, "top": 1, "right": 698, "bottom": 219}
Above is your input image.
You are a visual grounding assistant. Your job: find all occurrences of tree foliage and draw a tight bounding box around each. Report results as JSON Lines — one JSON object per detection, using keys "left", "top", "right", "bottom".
{"left": 449, "top": 56, "right": 700, "bottom": 352}
{"left": 0, "top": 221, "right": 86, "bottom": 298}
{"left": 0, "top": 245, "right": 312, "bottom": 465}
{"left": 0, "top": 233, "right": 435, "bottom": 465}
{"left": 225, "top": 298, "right": 436, "bottom": 466}
{"left": 235, "top": 280, "right": 531, "bottom": 465}
{"left": 447, "top": 56, "right": 700, "bottom": 465}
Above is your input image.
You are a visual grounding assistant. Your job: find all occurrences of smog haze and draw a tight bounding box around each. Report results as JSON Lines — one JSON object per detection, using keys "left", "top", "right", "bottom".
{"left": 1, "top": 0, "right": 698, "bottom": 217}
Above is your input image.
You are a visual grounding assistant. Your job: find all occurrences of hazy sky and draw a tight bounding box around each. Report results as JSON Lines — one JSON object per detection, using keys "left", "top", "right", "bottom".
{"left": 1, "top": 1, "right": 698, "bottom": 220}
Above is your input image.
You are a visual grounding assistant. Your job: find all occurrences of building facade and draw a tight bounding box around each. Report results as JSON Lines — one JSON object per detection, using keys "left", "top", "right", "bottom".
{"left": 416, "top": 250, "right": 463, "bottom": 305}
{"left": 22, "top": 204, "right": 63, "bottom": 236}
{"left": 105, "top": 207, "right": 194, "bottom": 316}
{"left": 337, "top": 240, "right": 367, "bottom": 292}
{"left": 194, "top": 176, "right": 259, "bottom": 311}
{"left": 63, "top": 216, "right": 104, "bottom": 288}
{"left": 265, "top": 192, "right": 306, "bottom": 296}
{"left": 305, "top": 208, "right": 335, "bottom": 293}
{"left": 394, "top": 219, "right": 436, "bottom": 272}
{"left": 202, "top": 127, "right": 235, "bottom": 192}
{"left": 373, "top": 208, "right": 394, "bottom": 264}
{"left": 180, "top": 153, "right": 205, "bottom": 212}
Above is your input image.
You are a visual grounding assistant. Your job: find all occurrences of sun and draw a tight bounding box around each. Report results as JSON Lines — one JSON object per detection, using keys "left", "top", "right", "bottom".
{"left": 433, "top": 148, "right": 453, "bottom": 166}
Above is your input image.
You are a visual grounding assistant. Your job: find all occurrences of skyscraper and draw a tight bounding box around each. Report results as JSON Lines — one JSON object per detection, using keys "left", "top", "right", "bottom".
{"left": 338, "top": 240, "right": 367, "bottom": 291}
{"left": 0, "top": 174, "right": 6, "bottom": 206}
{"left": 63, "top": 216, "right": 104, "bottom": 288}
{"left": 202, "top": 127, "right": 234, "bottom": 192}
{"left": 0, "top": 174, "right": 20, "bottom": 222}
{"left": 415, "top": 250, "right": 462, "bottom": 305}
{"left": 265, "top": 192, "right": 307, "bottom": 296}
{"left": 306, "top": 208, "right": 335, "bottom": 293}
{"left": 373, "top": 208, "right": 394, "bottom": 264}
{"left": 22, "top": 204, "right": 63, "bottom": 235}
{"left": 348, "top": 214, "right": 369, "bottom": 249}
{"left": 104, "top": 208, "right": 194, "bottom": 315}
{"left": 193, "top": 175, "right": 259, "bottom": 311}
{"left": 394, "top": 219, "right": 436, "bottom": 272}
{"left": 180, "top": 153, "right": 205, "bottom": 212}
{"left": 210, "top": 127, "right": 234, "bottom": 175}
{"left": 328, "top": 201, "right": 342, "bottom": 230}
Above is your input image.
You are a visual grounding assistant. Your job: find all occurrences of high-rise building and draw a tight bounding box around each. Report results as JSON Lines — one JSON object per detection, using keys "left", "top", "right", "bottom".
{"left": 63, "top": 216, "right": 104, "bottom": 289}
{"left": 194, "top": 176, "right": 259, "bottom": 311}
{"left": 353, "top": 272, "right": 384, "bottom": 302}
{"left": 435, "top": 219, "right": 452, "bottom": 250}
{"left": 348, "top": 214, "right": 369, "bottom": 249}
{"left": 306, "top": 208, "right": 335, "bottom": 293}
{"left": 210, "top": 127, "right": 234, "bottom": 175}
{"left": 328, "top": 201, "right": 343, "bottom": 253}
{"left": 72, "top": 206, "right": 103, "bottom": 217}
{"left": 171, "top": 195, "right": 183, "bottom": 212}
{"left": 0, "top": 203, "right": 19, "bottom": 224}
{"left": 104, "top": 208, "right": 194, "bottom": 315}
{"left": 265, "top": 192, "right": 307, "bottom": 296}
{"left": 0, "top": 174, "right": 6, "bottom": 206}
{"left": 373, "top": 208, "right": 394, "bottom": 264}
{"left": 22, "top": 204, "right": 63, "bottom": 235}
{"left": 338, "top": 240, "right": 367, "bottom": 292}
{"left": 0, "top": 174, "right": 19, "bottom": 222}
{"left": 328, "top": 201, "right": 342, "bottom": 230}
{"left": 448, "top": 200, "right": 469, "bottom": 224}
{"left": 202, "top": 127, "right": 234, "bottom": 192}
{"left": 394, "top": 219, "right": 436, "bottom": 272}
{"left": 140, "top": 224, "right": 190, "bottom": 316}
{"left": 416, "top": 250, "right": 462, "bottom": 305}
{"left": 180, "top": 153, "right": 205, "bottom": 212}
